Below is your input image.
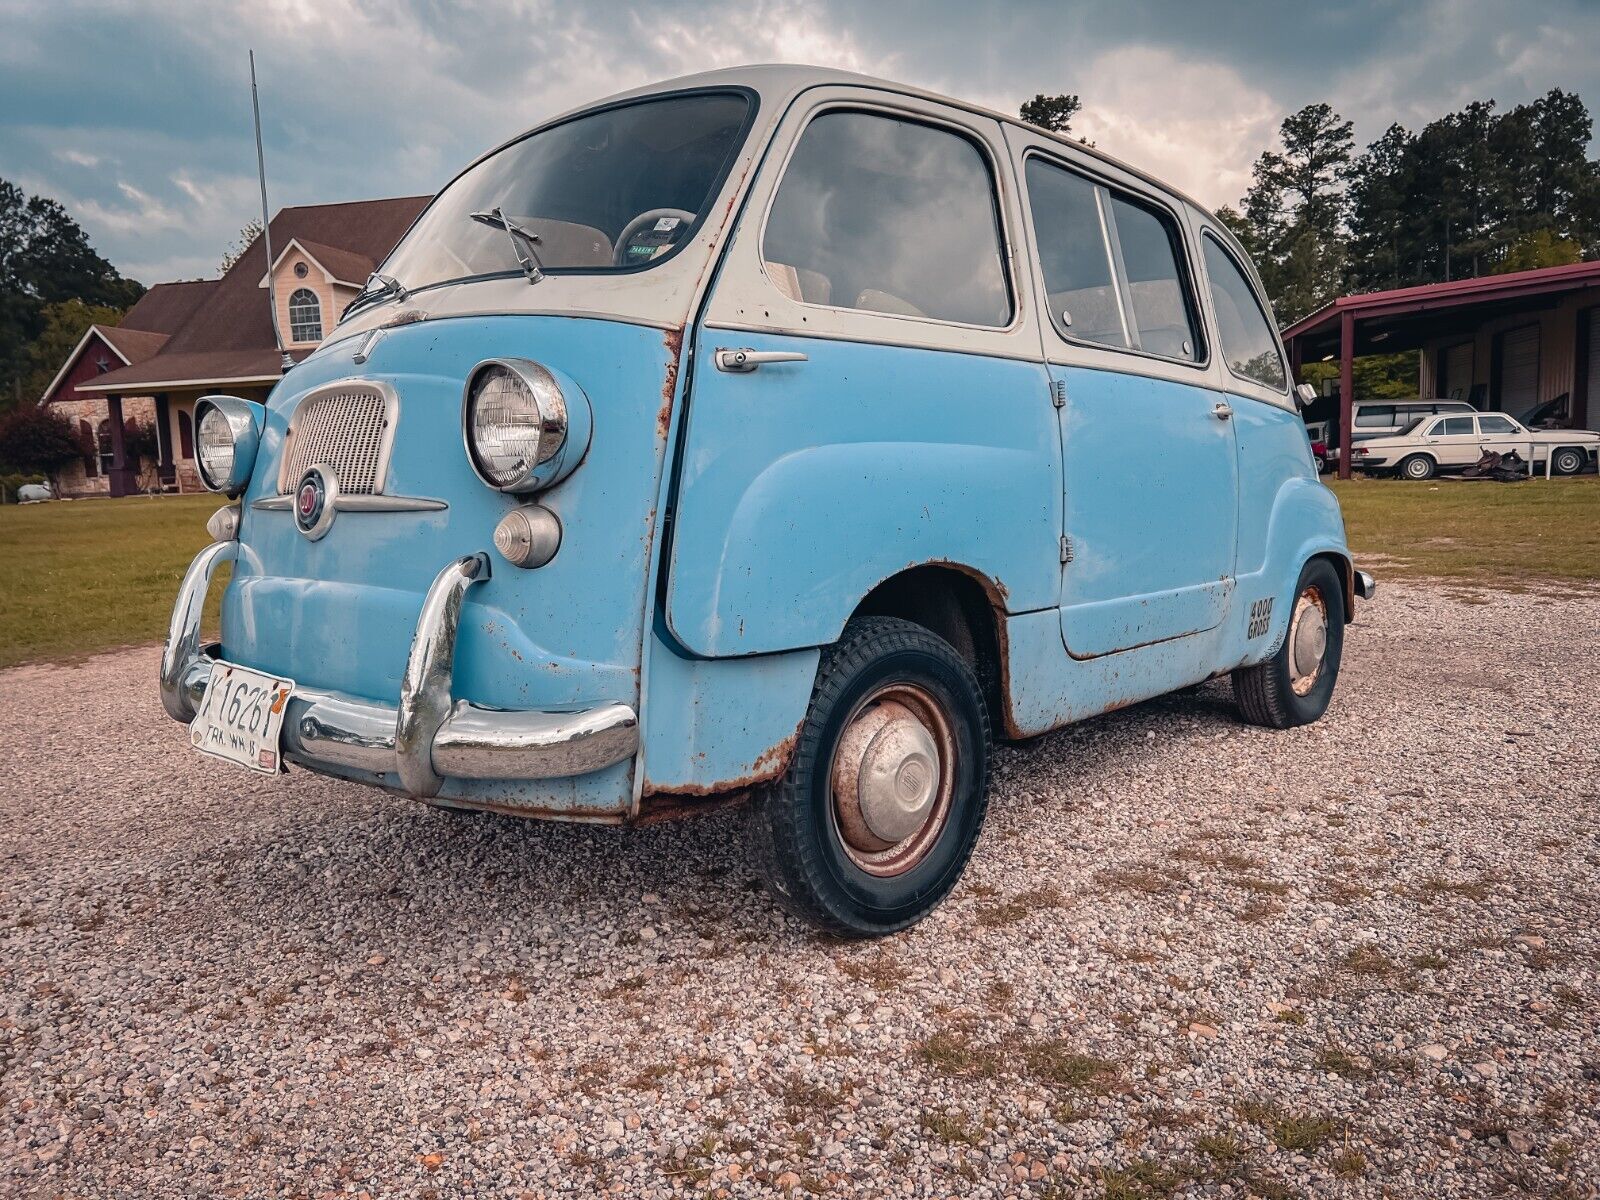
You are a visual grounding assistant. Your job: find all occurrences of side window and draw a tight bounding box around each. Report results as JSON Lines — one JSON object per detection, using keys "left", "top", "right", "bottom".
{"left": 1107, "top": 194, "right": 1200, "bottom": 360}
{"left": 1354, "top": 405, "right": 1396, "bottom": 428}
{"left": 1025, "top": 156, "right": 1201, "bottom": 362}
{"left": 1478, "top": 414, "right": 1517, "bottom": 435}
{"left": 762, "top": 110, "right": 1011, "bottom": 327}
{"left": 1201, "top": 235, "right": 1288, "bottom": 391}
{"left": 1023, "top": 159, "right": 1124, "bottom": 348}
{"left": 1440, "top": 417, "right": 1475, "bottom": 435}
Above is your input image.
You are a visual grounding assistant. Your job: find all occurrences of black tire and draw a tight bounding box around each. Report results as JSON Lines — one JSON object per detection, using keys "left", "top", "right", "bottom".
{"left": 1551, "top": 446, "right": 1586, "bottom": 476}
{"left": 748, "top": 616, "right": 990, "bottom": 937}
{"left": 1398, "top": 454, "right": 1435, "bottom": 481}
{"left": 1232, "top": 559, "right": 1345, "bottom": 730}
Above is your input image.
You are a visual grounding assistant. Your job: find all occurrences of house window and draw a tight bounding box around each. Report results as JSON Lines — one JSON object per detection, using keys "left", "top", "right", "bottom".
{"left": 288, "top": 288, "right": 323, "bottom": 342}
{"left": 80, "top": 419, "right": 99, "bottom": 477}
{"left": 178, "top": 410, "right": 194, "bottom": 460}
{"left": 96, "top": 418, "right": 115, "bottom": 476}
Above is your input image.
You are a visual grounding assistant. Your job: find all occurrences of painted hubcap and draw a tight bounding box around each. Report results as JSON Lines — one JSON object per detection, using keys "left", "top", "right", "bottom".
{"left": 830, "top": 684, "right": 955, "bottom": 876}
{"left": 1287, "top": 586, "right": 1329, "bottom": 696}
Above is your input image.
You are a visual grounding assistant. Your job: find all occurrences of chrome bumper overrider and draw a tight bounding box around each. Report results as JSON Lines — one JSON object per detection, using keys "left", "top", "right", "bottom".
{"left": 159, "top": 544, "right": 638, "bottom": 796}
{"left": 1355, "top": 569, "right": 1377, "bottom": 601}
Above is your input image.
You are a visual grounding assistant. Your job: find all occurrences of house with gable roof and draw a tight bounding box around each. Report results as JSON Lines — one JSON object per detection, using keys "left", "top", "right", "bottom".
{"left": 40, "top": 195, "right": 427, "bottom": 496}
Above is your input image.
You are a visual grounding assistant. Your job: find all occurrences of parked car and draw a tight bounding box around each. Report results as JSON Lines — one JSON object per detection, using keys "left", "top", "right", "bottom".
{"left": 1353, "top": 411, "right": 1600, "bottom": 479}
{"left": 1350, "top": 398, "right": 1475, "bottom": 444}
{"left": 160, "top": 66, "right": 1372, "bottom": 936}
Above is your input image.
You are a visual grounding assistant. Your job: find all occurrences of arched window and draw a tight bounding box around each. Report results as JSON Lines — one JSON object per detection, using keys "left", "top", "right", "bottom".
{"left": 288, "top": 288, "right": 323, "bottom": 343}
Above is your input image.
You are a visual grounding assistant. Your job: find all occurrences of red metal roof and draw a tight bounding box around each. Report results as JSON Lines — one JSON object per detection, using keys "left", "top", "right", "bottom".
{"left": 1282, "top": 258, "right": 1600, "bottom": 342}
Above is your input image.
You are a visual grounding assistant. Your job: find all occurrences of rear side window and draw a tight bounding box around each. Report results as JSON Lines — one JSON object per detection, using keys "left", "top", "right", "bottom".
{"left": 762, "top": 111, "right": 1011, "bottom": 327}
{"left": 1354, "top": 405, "right": 1396, "bottom": 428}
{"left": 1202, "top": 235, "right": 1287, "bottom": 391}
{"left": 1025, "top": 157, "right": 1202, "bottom": 362}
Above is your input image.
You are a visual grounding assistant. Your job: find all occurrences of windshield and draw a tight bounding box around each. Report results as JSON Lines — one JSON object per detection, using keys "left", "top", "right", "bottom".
{"left": 380, "top": 92, "right": 751, "bottom": 291}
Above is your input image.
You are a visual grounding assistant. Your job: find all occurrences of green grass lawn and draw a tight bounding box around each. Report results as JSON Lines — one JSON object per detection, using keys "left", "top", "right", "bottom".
{"left": 0, "top": 494, "right": 225, "bottom": 669}
{"left": 1329, "top": 474, "right": 1600, "bottom": 587}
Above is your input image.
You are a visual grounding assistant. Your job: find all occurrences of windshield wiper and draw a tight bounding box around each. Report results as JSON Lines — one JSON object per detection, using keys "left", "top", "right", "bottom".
{"left": 471, "top": 207, "right": 544, "bottom": 284}
{"left": 344, "top": 271, "right": 407, "bottom": 319}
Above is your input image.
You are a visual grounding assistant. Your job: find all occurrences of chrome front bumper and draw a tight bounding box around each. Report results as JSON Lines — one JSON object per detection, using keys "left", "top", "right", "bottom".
{"left": 159, "top": 543, "right": 639, "bottom": 796}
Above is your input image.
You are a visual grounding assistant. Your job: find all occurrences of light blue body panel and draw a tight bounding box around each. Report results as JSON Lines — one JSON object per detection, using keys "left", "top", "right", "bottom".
{"left": 664, "top": 332, "right": 1060, "bottom": 657}
{"left": 1227, "top": 395, "right": 1351, "bottom": 666}
{"left": 640, "top": 635, "right": 821, "bottom": 793}
{"left": 222, "top": 313, "right": 679, "bottom": 817}
{"left": 1052, "top": 366, "right": 1238, "bottom": 657}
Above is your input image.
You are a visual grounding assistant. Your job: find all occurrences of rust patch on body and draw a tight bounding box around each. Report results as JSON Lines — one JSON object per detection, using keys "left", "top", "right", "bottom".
{"left": 657, "top": 326, "right": 684, "bottom": 439}
{"left": 640, "top": 724, "right": 802, "bottom": 801}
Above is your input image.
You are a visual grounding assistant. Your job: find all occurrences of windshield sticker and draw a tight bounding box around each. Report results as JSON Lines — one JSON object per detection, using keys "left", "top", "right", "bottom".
{"left": 653, "top": 216, "right": 681, "bottom": 232}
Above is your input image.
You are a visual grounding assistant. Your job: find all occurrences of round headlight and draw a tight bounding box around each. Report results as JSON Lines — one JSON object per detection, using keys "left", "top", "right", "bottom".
{"left": 196, "top": 405, "right": 236, "bottom": 490}
{"left": 462, "top": 359, "right": 590, "bottom": 493}
{"left": 193, "top": 397, "right": 264, "bottom": 496}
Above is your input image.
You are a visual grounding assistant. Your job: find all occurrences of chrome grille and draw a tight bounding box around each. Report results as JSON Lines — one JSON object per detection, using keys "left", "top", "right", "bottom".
{"left": 279, "top": 386, "right": 392, "bottom": 494}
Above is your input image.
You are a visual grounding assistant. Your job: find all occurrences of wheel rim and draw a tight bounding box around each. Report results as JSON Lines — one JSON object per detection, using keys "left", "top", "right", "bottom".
{"left": 829, "top": 682, "right": 956, "bottom": 877}
{"left": 1406, "top": 458, "right": 1429, "bottom": 478}
{"left": 1556, "top": 450, "right": 1579, "bottom": 473}
{"left": 1287, "top": 586, "right": 1329, "bottom": 697}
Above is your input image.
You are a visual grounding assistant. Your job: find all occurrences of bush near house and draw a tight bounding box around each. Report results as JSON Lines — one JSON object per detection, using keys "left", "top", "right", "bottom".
{"left": 0, "top": 405, "right": 85, "bottom": 495}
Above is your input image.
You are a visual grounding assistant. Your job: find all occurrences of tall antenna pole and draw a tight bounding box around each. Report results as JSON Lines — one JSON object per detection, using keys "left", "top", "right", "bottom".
{"left": 250, "top": 50, "right": 293, "bottom": 371}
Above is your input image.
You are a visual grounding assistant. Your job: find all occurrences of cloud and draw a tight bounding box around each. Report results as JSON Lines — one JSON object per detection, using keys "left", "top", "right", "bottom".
{"left": 1072, "top": 46, "right": 1279, "bottom": 211}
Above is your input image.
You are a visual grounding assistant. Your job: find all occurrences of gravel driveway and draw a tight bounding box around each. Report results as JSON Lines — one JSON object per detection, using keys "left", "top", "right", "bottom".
{"left": 3, "top": 580, "right": 1597, "bottom": 1199}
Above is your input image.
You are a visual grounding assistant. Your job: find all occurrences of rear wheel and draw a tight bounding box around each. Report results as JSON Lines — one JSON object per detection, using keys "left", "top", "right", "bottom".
{"left": 1551, "top": 446, "right": 1586, "bottom": 476}
{"left": 1233, "top": 559, "right": 1345, "bottom": 729}
{"left": 748, "top": 616, "right": 990, "bottom": 937}
{"left": 1398, "top": 454, "right": 1435, "bottom": 481}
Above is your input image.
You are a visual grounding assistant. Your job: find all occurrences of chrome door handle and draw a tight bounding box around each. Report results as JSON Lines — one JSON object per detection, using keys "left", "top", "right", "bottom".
{"left": 715, "top": 347, "right": 809, "bottom": 373}
{"left": 1211, "top": 400, "right": 1233, "bottom": 420}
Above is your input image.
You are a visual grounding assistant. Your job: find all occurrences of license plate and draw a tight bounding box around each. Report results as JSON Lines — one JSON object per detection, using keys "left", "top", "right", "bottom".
{"left": 190, "top": 661, "right": 295, "bottom": 775}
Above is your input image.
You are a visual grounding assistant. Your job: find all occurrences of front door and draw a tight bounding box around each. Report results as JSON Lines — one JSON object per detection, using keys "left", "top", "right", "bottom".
{"left": 1012, "top": 141, "right": 1237, "bottom": 659}
{"left": 664, "top": 93, "right": 1060, "bottom": 659}
{"left": 1423, "top": 414, "right": 1480, "bottom": 467}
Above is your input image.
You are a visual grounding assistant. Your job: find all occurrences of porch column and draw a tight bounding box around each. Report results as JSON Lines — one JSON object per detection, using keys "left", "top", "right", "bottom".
{"left": 105, "top": 394, "right": 136, "bottom": 498}
{"left": 154, "top": 393, "right": 176, "bottom": 488}
{"left": 1337, "top": 311, "right": 1355, "bottom": 481}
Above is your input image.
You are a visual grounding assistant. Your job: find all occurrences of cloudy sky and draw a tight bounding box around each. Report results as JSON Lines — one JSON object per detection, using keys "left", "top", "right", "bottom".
{"left": 4, "top": 0, "right": 1599, "bottom": 285}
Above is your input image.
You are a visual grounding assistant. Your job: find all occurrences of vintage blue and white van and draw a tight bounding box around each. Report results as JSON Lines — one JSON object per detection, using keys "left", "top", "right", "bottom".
{"left": 161, "top": 66, "right": 1373, "bottom": 936}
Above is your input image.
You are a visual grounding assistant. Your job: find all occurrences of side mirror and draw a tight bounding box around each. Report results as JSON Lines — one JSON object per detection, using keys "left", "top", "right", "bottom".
{"left": 1294, "top": 382, "right": 1317, "bottom": 410}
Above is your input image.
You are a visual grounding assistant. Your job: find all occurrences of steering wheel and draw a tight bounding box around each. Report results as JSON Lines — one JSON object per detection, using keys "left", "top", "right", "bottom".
{"left": 612, "top": 208, "right": 697, "bottom": 267}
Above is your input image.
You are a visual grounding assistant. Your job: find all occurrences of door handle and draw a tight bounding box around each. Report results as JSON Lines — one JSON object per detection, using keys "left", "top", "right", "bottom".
{"left": 1211, "top": 400, "right": 1233, "bottom": 420}
{"left": 715, "top": 347, "right": 809, "bottom": 373}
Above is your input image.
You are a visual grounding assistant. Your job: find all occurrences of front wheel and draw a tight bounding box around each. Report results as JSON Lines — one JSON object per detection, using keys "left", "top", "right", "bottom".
{"left": 1551, "top": 446, "right": 1586, "bottom": 476}
{"left": 1398, "top": 454, "right": 1436, "bottom": 480}
{"left": 1232, "top": 559, "right": 1345, "bottom": 729}
{"left": 748, "top": 616, "right": 990, "bottom": 937}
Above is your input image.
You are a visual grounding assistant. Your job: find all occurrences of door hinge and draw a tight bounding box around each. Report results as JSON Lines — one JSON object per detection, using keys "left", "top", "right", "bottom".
{"left": 1049, "top": 379, "right": 1066, "bottom": 408}
{"left": 1059, "top": 535, "right": 1073, "bottom": 563}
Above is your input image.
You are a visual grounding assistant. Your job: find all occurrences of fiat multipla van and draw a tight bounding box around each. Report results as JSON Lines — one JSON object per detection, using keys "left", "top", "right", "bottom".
{"left": 162, "top": 66, "right": 1373, "bottom": 936}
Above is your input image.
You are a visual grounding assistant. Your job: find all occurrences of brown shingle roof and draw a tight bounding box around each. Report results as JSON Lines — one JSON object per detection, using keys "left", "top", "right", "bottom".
{"left": 120, "top": 279, "right": 220, "bottom": 336}
{"left": 98, "top": 326, "right": 170, "bottom": 363}
{"left": 280, "top": 238, "right": 376, "bottom": 286}
{"left": 84, "top": 195, "right": 428, "bottom": 393}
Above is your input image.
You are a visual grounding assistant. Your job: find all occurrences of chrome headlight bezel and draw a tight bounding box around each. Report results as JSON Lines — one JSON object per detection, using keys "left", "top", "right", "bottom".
{"left": 193, "top": 395, "right": 265, "bottom": 497}
{"left": 461, "top": 359, "right": 591, "bottom": 493}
